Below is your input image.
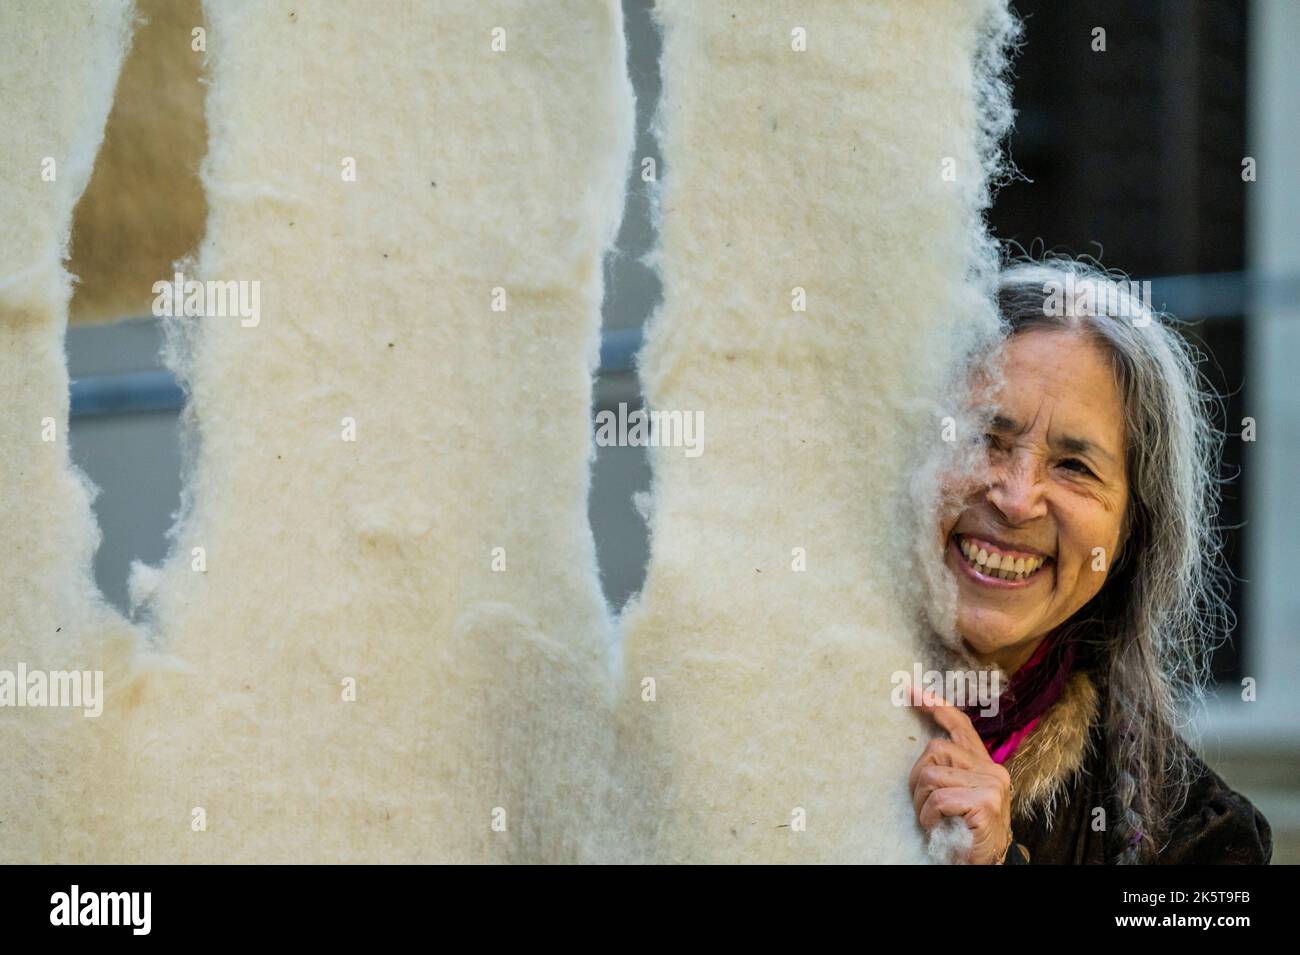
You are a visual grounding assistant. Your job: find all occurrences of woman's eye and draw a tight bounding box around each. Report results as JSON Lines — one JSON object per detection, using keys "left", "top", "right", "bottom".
{"left": 1060, "top": 458, "right": 1094, "bottom": 477}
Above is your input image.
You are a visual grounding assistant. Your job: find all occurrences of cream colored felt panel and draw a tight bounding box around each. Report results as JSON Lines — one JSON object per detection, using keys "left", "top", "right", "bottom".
{"left": 0, "top": 0, "right": 138, "bottom": 862}
{"left": 94, "top": 0, "right": 633, "bottom": 863}
{"left": 617, "top": 0, "right": 1017, "bottom": 863}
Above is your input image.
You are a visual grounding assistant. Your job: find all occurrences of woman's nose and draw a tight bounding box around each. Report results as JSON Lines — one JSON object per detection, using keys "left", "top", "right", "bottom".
{"left": 986, "top": 449, "right": 1049, "bottom": 523}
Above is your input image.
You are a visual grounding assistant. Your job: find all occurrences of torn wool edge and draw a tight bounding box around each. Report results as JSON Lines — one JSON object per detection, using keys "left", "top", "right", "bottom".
{"left": 0, "top": 0, "right": 141, "bottom": 863}
{"left": 615, "top": 0, "right": 1019, "bottom": 863}
{"left": 102, "top": 0, "right": 635, "bottom": 863}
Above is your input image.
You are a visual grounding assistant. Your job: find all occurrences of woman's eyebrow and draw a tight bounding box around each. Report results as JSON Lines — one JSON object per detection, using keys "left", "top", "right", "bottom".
{"left": 1057, "top": 434, "right": 1117, "bottom": 465}
{"left": 988, "top": 413, "right": 1118, "bottom": 465}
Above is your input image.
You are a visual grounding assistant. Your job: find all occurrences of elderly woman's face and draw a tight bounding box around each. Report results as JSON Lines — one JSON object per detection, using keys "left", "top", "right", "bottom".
{"left": 939, "top": 329, "right": 1129, "bottom": 670}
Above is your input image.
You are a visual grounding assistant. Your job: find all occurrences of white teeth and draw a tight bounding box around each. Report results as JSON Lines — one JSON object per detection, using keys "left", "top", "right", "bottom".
{"left": 956, "top": 535, "right": 1047, "bottom": 582}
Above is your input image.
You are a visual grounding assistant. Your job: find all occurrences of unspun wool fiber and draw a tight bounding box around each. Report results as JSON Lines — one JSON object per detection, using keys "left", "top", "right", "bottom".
{"left": 0, "top": 0, "right": 138, "bottom": 863}
{"left": 5, "top": 0, "right": 635, "bottom": 864}
{"left": 2, "top": 0, "right": 1019, "bottom": 865}
{"left": 615, "top": 0, "right": 1018, "bottom": 863}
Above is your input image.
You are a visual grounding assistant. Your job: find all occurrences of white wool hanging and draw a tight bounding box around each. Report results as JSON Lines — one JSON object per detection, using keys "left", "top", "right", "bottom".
{"left": 5, "top": 0, "right": 634, "bottom": 864}
{"left": 2, "top": 0, "right": 1019, "bottom": 865}
{"left": 615, "top": 0, "right": 1017, "bottom": 863}
{"left": 0, "top": 0, "right": 138, "bottom": 864}
{"left": 110, "top": 0, "right": 633, "bottom": 864}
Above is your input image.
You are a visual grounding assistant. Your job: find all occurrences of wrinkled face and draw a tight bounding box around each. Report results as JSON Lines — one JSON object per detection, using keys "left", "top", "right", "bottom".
{"left": 939, "top": 329, "right": 1130, "bottom": 671}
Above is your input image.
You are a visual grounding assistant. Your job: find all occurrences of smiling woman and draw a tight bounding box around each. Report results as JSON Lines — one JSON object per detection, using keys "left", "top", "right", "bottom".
{"left": 910, "top": 256, "right": 1273, "bottom": 865}
{"left": 944, "top": 325, "right": 1131, "bottom": 676}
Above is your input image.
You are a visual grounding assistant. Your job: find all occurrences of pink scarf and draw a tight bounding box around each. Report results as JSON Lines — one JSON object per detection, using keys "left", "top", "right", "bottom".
{"left": 962, "top": 630, "right": 1076, "bottom": 765}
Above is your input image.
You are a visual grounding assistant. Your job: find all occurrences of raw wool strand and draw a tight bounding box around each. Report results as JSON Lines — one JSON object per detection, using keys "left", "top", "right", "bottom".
{"left": 0, "top": 0, "right": 140, "bottom": 864}
{"left": 89, "top": 1, "right": 635, "bottom": 863}
{"left": 615, "top": 0, "right": 1018, "bottom": 863}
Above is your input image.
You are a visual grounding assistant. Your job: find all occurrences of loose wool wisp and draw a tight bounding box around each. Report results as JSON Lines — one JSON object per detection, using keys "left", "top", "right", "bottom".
{"left": 615, "top": 0, "right": 1017, "bottom": 863}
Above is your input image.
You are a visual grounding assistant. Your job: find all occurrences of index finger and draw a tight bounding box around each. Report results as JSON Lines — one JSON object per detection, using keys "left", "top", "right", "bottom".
{"left": 908, "top": 681, "right": 985, "bottom": 753}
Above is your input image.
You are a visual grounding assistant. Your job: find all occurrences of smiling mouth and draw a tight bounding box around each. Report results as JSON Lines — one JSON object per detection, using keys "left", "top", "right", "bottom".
{"left": 951, "top": 533, "right": 1053, "bottom": 584}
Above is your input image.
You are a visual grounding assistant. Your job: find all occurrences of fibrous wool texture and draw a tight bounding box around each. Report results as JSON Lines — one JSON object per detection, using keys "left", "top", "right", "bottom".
{"left": 7, "top": 0, "right": 634, "bottom": 864}
{"left": 68, "top": 0, "right": 208, "bottom": 325}
{"left": 4, "top": 0, "right": 1018, "bottom": 866}
{"left": 616, "top": 0, "right": 1017, "bottom": 863}
{"left": 0, "top": 0, "right": 138, "bottom": 863}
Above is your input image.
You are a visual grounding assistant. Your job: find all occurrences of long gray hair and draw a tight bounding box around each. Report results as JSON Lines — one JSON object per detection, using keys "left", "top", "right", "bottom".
{"left": 994, "top": 256, "right": 1232, "bottom": 863}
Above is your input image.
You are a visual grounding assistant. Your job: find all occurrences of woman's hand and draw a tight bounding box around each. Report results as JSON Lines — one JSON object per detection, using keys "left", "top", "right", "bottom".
{"left": 907, "top": 683, "right": 1014, "bottom": 864}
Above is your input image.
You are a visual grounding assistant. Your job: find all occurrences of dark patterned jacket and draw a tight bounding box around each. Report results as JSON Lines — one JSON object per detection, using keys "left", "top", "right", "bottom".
{"left": 999, "top": 669, "right": 1272, "bottom": 864}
